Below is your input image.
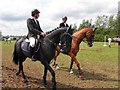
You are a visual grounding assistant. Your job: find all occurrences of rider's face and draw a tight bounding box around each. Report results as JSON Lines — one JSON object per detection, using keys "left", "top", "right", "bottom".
{"left": 62, "top": 18, "right": 67, "bottom": 23}
{"left": 34, "top": 13, "right": 40, "bottom": 19}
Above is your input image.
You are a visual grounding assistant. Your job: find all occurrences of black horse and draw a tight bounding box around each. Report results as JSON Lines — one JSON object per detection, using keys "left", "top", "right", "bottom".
{"left": 13, "top": 27, "right": 69, "bottom": 89}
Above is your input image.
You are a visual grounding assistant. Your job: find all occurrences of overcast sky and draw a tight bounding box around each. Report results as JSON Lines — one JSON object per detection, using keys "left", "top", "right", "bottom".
{"left": 0, "top": 0, "right": 119, "bottom": 36}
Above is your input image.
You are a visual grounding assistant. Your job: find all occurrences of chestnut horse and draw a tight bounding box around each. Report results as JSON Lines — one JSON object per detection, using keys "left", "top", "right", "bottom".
{"left": 53, "top": 28, "right": 97, "bottom": 79}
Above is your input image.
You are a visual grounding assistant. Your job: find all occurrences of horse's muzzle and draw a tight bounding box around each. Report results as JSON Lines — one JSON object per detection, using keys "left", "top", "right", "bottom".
{"left": 88, "top": 43, "right": 93, "bottom": 47}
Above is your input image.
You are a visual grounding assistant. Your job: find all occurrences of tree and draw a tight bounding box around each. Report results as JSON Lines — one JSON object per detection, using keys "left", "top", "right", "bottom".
{"left": 0, "top": 31, "right": 2, "bottom": 35}
{"left": 0, "top": 31, "right": 2, "bottom": 40}
{"left": 78, "top": 19, "right": 93, "bottom": 29}
{"left": 118, "top": 11, "right": 120, "bottom": 38}
{"left": 77, "top": 15, "right": 118, "bottom": 42}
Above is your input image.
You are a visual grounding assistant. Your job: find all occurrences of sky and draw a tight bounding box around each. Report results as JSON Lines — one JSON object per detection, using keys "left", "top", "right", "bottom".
{"left": 0, "top": 0, "right": 119, "bottom": 36}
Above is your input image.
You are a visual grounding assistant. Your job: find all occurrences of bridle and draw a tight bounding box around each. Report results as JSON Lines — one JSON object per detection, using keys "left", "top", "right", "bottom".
{"left": 88, "top": 31, "right": 94, "bottom": 44}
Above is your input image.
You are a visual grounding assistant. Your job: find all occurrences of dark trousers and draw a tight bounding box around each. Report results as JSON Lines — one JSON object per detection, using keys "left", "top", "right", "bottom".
{"left": 60, "top": 35, "right": 72, "bottom": 54}
{"left": 30, "top": 46, "right": 35, "bottom": 56}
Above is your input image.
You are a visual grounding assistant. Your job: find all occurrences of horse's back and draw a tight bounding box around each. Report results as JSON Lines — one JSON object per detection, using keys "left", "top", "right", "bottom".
{"left": 15, "top": 37, "right": 25, "bottom": 52}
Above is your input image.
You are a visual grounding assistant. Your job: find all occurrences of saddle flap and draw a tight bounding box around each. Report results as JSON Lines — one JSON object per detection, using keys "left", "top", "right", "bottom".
{"left": 21, "top": 39, "right": 30, "bottom": 52}
{"left": 21, "top": 39, "right": 40, "bottom": 53}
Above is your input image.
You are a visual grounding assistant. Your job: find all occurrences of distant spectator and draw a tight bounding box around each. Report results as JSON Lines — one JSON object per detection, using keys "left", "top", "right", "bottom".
{"left": 108, "top": 38, "right": 112, "bottom": 48}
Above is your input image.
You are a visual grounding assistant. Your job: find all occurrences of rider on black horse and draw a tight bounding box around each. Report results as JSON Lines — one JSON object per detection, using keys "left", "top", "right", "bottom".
{"left": 59, "top": 16, "right": 74, "bottom": 54}
{"left": 27, "top": 9, "right": 46, "bottom": 61}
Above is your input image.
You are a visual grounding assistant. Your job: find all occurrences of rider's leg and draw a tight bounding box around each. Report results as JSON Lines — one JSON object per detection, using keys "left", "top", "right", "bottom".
{"left": 29, "top": 37, "right": 36, "bottom": 61}
{"left": 61, "top": 36, "right": 72, "bottom": 54}
{"left": 66, "top": 36, "right": 72, "bottom": 52}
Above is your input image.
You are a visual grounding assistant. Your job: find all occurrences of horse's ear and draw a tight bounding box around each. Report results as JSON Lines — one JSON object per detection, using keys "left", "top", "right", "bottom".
{"left": 93, "top": 28, "right": 97, "bottom": 31}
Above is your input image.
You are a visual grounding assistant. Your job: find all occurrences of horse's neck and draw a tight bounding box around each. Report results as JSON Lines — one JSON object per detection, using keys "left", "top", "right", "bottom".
{"left": 45, "top": 28, "right": 68, "bottom": 47}
{"left": 45, "top": 34, "right": 60, "bottom": 45}
{"left": 46, "top": 28, "right": 66, "bottom": 45}
{"left": 73, "top": 30, "right": 86, "bottom": 44}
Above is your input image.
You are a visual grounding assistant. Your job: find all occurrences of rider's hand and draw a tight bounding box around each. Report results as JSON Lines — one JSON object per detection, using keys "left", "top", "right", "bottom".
{"left": 41, "top": 32, "right": 46, "bottom": 37}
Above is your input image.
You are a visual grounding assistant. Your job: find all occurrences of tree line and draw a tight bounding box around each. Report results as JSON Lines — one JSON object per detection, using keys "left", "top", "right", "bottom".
{"left": 77, "top": 15, "right": 118, "bottom": 42}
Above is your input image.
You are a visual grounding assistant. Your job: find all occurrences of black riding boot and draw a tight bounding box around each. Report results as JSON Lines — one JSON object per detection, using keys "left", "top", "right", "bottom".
{"left": 61, "top": 36, "right": 72, "bottom": 55}
{"left": 60, "top": 41, "right": 67, "bottom": 54}
{"left": 60, "top": 34, "right": 72, "bottom": 54}
{"left": 66, "top": 37, "right": 72, "bottom": 52}
{"left": 30, "top": 47, "right": 36, "bottom": 61}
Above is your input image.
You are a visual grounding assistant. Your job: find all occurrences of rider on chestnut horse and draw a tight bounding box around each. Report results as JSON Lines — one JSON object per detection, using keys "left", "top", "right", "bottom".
{"left": 59, "top": 16, "right": 75, "bottom": 54}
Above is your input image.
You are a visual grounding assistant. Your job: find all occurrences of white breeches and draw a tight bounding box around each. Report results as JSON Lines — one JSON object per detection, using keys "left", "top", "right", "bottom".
{"left": 108, "top": 42, "right": 111, "bottom": 45}
{"left": 29, "top": 37, "right": 35, "bottom": 47}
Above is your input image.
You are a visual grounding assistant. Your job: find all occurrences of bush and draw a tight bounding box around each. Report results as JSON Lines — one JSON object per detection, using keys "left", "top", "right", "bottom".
{"left": 94, "top": 34, "right": 104, "bottom": 42}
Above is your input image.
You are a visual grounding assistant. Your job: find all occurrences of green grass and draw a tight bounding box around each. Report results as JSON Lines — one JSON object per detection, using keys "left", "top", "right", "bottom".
{"left": 56, "top": 42, "right": 118, "bottom": 65}
{"left": 78, "top": 42, "right": 118, "bottom": 62}
{"left": 1, "top": 41, "right": 119, "bottom": 88}
{"left": 55, "top": 42, "right": 118, "bottom": 88}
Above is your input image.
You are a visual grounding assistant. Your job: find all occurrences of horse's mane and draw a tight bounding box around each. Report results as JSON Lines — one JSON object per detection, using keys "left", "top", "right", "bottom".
{"left": 46, "top": 27, "right": 60, "bottom": 35}
{"left": 74, "top": 28, "right": 93, "bottom": 33}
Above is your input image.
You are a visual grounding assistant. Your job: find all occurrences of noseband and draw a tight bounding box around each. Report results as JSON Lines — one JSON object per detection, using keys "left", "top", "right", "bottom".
{"left": 89, "top": 31, "right": 93, "bottom": 42}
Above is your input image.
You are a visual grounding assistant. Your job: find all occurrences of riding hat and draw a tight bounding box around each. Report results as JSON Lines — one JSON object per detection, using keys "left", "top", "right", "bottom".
{"left": 31, "top": 9, "right": 40, "bottom": 16}
{"left": 62, "top": 16, "right": 67, "bottom": 20}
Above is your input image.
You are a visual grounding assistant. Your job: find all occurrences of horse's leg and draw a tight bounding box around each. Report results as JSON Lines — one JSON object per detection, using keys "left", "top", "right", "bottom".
{"left": 16, "top": 59, "right": 27, "bottom": 83}
{"left": 69, "top": 53, "right": 77, "bottom": 74}
{"left": 68, "top": 52, "right": 84, "bottom": 79}
{"left": 16, "top": 64, "right": 21, "bottom": 75}
{"left": 43, "top": 66, "right": 47, "bottom": 87}
{"left": 16, "top": 58, "right": 22, "bottom": 75}
{"left": 42, "top": 61, "right": 56, "bottom": 90}
{"left": 20, "top": 62, "right": 28, "bottom": 83}
{"left": 53, "top": 47, "right": 60, "bottom": 67}
{"left": 53, "top": 51, "right": 60, "bottom": 70}
{"left": 53, "top": 51, "right": 59, "bottom": 66}
{"left": 69, "top": 60, "right": 74, "bottom": 74}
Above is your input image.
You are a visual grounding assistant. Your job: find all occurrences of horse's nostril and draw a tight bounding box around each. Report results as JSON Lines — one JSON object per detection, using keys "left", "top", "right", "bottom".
{"left": 88, "top": 43, "right": 93, "bottom": 47}
{"left": 90, "top": 45, "right": 92, "bottom": 47}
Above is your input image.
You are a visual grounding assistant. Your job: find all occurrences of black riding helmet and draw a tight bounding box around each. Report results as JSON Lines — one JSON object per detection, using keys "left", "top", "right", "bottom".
{"left": 31, "top": 9, "right": 40, "bottom": 16}
{"left": 62, "top": 16, "right": 67, "bottom": 20}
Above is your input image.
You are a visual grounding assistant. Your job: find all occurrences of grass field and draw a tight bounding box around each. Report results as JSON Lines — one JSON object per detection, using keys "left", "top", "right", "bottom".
{"left": 1, "top": 41, "right": 119, "bottom": 88}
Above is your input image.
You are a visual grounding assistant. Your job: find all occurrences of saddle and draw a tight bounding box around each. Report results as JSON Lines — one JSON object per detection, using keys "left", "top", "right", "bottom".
{"left": 21, "top": 38, "right": 40, "bottom": 53}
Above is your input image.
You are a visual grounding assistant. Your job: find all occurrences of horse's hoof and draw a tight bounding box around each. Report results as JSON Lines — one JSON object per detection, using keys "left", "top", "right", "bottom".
{"left": 70, "top": 71, "right": 73, "bottom": 74}
{"left": 56, "top": 66, "right": 59, "bottom": 70}
{"left": 52, "top": 86, "right": 56, "bottom": 90}
{"left": 79, "top": 76, "right": 84, "bottom": 80}
{"left": 23, "top": 79, "right": 28, "bottom": 83}
{"left": 44, "top": 82, "right": 47, "bottom": 87}
{"left": 16, "top": 72, "right": 19, "bottom": 76}
{"left": 70, "top": 70, "right": 73, "bottom": 74}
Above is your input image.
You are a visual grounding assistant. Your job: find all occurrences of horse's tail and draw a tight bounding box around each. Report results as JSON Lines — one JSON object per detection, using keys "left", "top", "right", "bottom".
{"left": 13, "top": 43, "right": 19, "bottom": 65}
{"left": 13, "top": 37, "right": 25, "bottom": 65}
